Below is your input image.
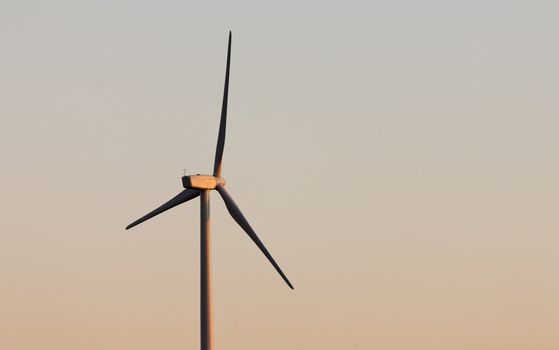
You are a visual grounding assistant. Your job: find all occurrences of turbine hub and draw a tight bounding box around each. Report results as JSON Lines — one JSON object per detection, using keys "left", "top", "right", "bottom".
{"left": 182, "top": 175, "right": 225, "bottom": 190}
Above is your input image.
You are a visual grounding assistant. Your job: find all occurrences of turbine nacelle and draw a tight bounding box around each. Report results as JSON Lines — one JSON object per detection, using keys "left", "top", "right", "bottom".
{"left": 182, "top": 175, "right": 226, "bottom": 190}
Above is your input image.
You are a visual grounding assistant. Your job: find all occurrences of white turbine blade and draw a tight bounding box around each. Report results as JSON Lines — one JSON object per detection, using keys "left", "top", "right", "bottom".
{"left": 126, "top": 189, "right": 200, "bottom": 230}
{"left": 216, "top": 184, "right": 294, "bottom": 289}
{"left": 213, "top": 31, "right": 231, "bottom": 177}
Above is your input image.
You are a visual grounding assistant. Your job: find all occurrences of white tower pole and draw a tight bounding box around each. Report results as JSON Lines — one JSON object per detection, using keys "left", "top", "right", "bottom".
{"left": 200, "top": 189, "right": 213, "bottom": 350}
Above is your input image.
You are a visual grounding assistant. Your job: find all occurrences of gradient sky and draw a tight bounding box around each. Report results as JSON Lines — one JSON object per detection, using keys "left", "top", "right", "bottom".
{"left": 1, "top": 1, "right": 558, "bottom": 349}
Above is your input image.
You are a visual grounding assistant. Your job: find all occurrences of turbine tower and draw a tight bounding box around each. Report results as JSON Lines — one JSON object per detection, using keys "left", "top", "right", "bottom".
{"left": 125, "top": 31, "right": 293, "bottom": 350}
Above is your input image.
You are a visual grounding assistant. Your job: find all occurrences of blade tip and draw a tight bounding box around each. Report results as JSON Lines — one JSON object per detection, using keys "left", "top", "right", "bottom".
{"left": 285, "top": 279, "right": 294, "bottom": 289}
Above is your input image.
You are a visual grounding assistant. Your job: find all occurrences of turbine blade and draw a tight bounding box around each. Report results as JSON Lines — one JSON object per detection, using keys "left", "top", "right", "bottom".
{"left": 213, "top": 31, "right": 231, "bottom": 177}
{"left": 216, "top": 184, "right": 294, "bottom": 289}
{"left": 126, "top": 189, "right": 200, "bottom": 230}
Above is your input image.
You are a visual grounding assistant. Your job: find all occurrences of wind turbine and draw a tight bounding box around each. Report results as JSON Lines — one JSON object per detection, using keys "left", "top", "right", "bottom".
{"left": 125, "top": 31, "right": 293, "bottom": 350}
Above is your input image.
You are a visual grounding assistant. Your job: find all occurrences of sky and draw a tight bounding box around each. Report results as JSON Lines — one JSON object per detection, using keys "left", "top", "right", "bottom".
{"left": 1, "top": 1, "right": 558, "bottom": 349}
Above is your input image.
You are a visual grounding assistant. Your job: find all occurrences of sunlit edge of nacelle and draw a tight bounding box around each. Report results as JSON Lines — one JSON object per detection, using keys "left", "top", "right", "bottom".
{"left": 182, "top": 175, "right": 226, "bottom": 190}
